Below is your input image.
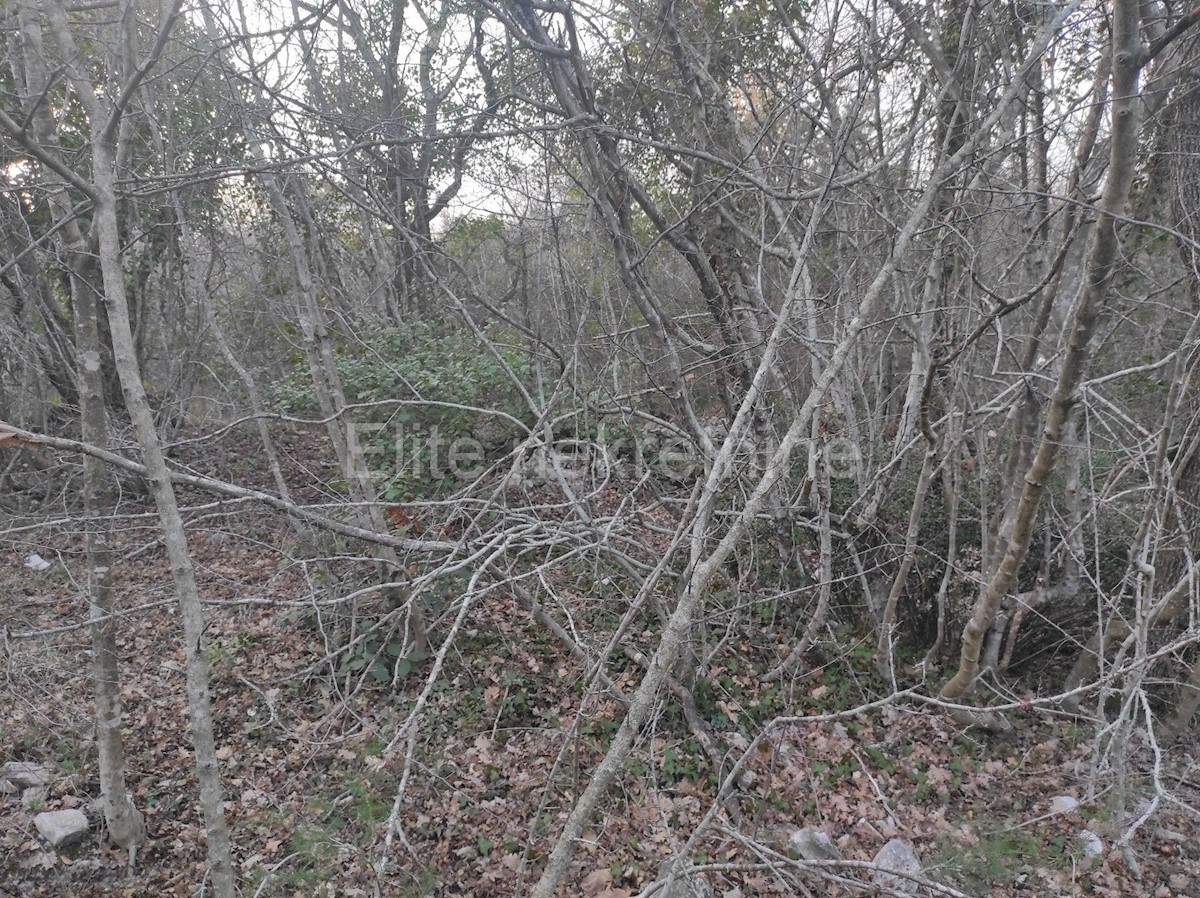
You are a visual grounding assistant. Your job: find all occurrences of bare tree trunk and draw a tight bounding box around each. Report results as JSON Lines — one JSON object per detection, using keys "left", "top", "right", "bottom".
{"left": 40, "top": 1, "right": 236, "bottom": 893}
{"left": 876, "top": 444, "right": 938, "bottom": 679}
{"left": 985, "top": 50, "right": 1109, "bottom": 582}
{"left": 941, "top": 0, "right": 1147, "bottom": 707}
{"left": 921, "top": 431, "right": 960, "bottom": 670}
{"left": 74, "top": 176, "right": 145, "bottom": 877}
{"left": 997, "top": 417, "right": 1084, "bottom": 676}
{"left": 6, "top": 0, "right": 145, "bottom": 867}
{"left": 765, "top": 436, "right": 834, "bottom": 680}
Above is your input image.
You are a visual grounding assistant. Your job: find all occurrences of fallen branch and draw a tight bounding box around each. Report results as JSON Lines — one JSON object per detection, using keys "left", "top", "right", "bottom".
{"left": 0, "top": 421, "right": 456, "bottom": 554}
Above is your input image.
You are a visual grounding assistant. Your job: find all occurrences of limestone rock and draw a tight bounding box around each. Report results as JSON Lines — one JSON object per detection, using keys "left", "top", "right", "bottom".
{"left": 655, "top": 858, "right": 716, "bottom": 898}
{"left": 790, "top": 827, "right": 841, "bottom": 862}
{"left": 1050, "top": 795, "right": 1079, "bottom": 815}
{"left": 1, "top": 762, "right": 52, "bottom": 789}
{"left": 21, "top": 786, "right": 48, "bottom": 809}
{"left": 872, "top": 838, "right": 922, "bottom": 895}
{"left": 1078, "top": 829, "right": 1103, "bottom": 858}
{"left": 34, "top": 809, "right": 89, "bottom": 848}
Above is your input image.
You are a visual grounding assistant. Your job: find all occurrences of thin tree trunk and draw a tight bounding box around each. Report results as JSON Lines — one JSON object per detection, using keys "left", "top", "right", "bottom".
{"left": 41, "top": 1, "right": 236, "bottom": 893}
{"left": 876, "top": 445, "right": 938, "bottom": 679}
{"left": 766, "top": 438, "right": 833, "bottom": 680}
{"left": 8, "top": 0, "right": 144, "bottom": 866}
{"left": 921, "top": 438, "right": 960, "bottom": 670}
{"left": 942, "top": 0, "right": 1146, "bottom": 706}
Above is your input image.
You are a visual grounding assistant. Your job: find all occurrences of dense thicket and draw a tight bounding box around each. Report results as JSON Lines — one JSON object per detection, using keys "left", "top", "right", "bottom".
{"left": 2, "top": 0, "right": 1198, "bottom": 893}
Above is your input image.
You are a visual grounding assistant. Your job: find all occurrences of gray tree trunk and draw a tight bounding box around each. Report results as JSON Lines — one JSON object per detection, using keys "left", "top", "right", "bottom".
{"left": 941, "top": 0, "right": 1147, "bottom": 707}
{"left": 7, "top": 0, "right": 145, "bottom": 867}
{"left": 41, "top": 1, "right": 236, "bottom": 893}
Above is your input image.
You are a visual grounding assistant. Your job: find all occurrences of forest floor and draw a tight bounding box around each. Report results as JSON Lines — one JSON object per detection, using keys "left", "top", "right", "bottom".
{"left": 1, "top": 423, "right": 1198, "bottom": 898}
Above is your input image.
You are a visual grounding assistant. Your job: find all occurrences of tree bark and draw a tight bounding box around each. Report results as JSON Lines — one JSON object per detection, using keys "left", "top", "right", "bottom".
{"left": 7, "top": 0, "right": 145, "bottom": 865}
{"left": 942, "top": 0, "right": 1146, "bottom": 704}
{"left": 41, "top": 1, "right": 236, "bottom": 893}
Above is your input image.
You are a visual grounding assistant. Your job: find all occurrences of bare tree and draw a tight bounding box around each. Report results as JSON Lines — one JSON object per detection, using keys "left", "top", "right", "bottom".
{"left": 0, "top": 1, "right": 237, "bottom": 892}
{"left": 941, "top": 0, "right": 1200, "bottom": 717}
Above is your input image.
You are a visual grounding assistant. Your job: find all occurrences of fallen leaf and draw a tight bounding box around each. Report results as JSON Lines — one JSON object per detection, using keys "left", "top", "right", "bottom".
{"left": 582, "top": 868, "right": 612, "bottom": 897}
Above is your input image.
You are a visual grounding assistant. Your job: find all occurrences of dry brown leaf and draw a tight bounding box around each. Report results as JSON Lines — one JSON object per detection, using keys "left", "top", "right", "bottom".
{"left": 581, "top": 868, "right": 613, "bottom": 897}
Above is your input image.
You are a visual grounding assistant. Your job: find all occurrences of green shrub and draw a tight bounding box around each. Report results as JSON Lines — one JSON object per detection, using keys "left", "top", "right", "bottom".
{"left": 273, "top": 320, "right": 533, "bottom": 495}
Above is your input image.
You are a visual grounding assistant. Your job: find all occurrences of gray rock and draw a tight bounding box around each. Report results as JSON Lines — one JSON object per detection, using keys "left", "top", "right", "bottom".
{"left": 872, "top": 838, "right": 922, "bottom": 895}
{"left": 21, "top": 786, "right": 48, "bottom": 809}
{"left": 1077, "top": 829, "right": 1103, "bottom": 858}
{"left": 1, "top": 762, "right": 52, "bottom": 789}
{"left": 655, "top": 858, "right": 716, "bottom": 898}
{"left": 790, "top": 827, "right": 841, "bottom": 861}
{"left": 1050, "top": 795, "right": 1079, "bottom": 815}
{"left": 34, "top": 809, "right": 89, "bottom": 848}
